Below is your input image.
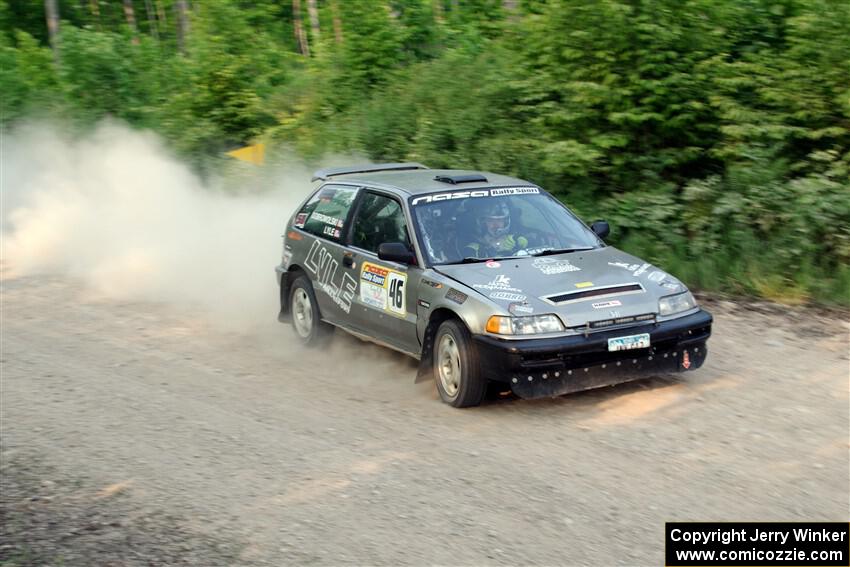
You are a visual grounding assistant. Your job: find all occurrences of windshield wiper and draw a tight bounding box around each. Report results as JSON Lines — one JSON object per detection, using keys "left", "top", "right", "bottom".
{"left": 446, "top": 256, "right": 522, "bottom": 265}
{"left": 532, "top": 247, "right": 594, "bottom": 257}
{"left": 455, "top": 257, "right": 495, "bottom": 264}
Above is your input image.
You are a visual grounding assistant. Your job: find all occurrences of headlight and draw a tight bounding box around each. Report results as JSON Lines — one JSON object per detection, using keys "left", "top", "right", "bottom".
{"left": 486, "top": 314, "right": 565, "bottom": 335}
{"left": 658, "top": 291, "right": 697, "bottom": 316}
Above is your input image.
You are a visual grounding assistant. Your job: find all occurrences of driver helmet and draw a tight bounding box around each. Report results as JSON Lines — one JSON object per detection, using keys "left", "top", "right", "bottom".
{"left": 477, "top": 201, "right": 511, "bottom": 238}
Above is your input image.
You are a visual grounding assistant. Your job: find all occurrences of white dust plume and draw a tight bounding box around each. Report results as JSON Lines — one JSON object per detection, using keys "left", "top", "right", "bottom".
{"left": 1, "top": 121, "right": 320, "bottom": 330}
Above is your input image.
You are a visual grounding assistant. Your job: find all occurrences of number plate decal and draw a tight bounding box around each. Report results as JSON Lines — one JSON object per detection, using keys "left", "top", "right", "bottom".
{"left": 607, "top": 333, "right": 650, "bottom": 352}
{"left": 360, "top": 262, "right": 407, "bottom": 317}
{"left": 387, "top": 272, "right": 407, "bottom": 315}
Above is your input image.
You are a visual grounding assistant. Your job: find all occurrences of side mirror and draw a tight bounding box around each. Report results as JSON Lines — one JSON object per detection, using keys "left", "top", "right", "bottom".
{"left": 378, "top": 242, "right": 416, "bottom": 265}
{"left": 591, "top": 220, "right": 610, "bottom": 240}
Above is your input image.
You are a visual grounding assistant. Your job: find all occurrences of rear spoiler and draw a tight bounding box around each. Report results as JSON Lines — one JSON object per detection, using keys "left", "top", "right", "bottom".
{"left": 311, "top": 162, "right": 429, "bottom": 182}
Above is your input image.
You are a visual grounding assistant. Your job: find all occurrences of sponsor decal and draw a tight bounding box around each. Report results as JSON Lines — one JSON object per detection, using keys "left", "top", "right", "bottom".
{"left": 310, "top": 211, "right": 344, "bottom": 228}
{"left": 322, "top": 225, "right": 341, "bottom": 239}
{"left": 608, "top": 261, "right": 654, "bottom": 278}
{"left": 445, "top": 288, "right": 468, "bottom": 304}
{"left": 422, "top": 279, "right": 443, "bottom": 289}
{"left": 608, "top": 261, "right": 640, "bottom": 271}
{"left": 592, "top": 300, "right": 622, "bottom": 309}
{"left": 473, "top": 275, "right": 522, "bottom": 293}
{"left": 359, "top": 262, "right": 407, "bottom": 316}
{"left": 647, "top": 270, "right": 666, "bottom": 283}
{"left": 360, "top": 282, "right": 387, "bottom": 310}
{"left": 485, "top": 260, "right": 501, "bottom": 269}
{"left": 532, "top": 257, "right": 580, "bottom": 275}
{"left": 490, "top": 291, "right": 526, "bottom": 302}
{"left": 294, "top": 212, "right": 308, "bottom": 228}
{"left": 661, "top": 280, "right": 683, "bottom": 291}
{"left": 489, "top": 187, "right": 540, "bottom": 197}
{"left": 682, "top": 350, "right": 691, "bottom": 369}
{"left": 575, "top": 281, "right": 594, "bottom": 288}
{"left": 361, "top": 264, "right": 388, "bottom": 286}
{"left": 509, "top": 302, "right": 534, "bottom": 315}
{"left": 304, "top": 240, "right": 357, "bottom": 314}
{"left": 418, "top": 299, "right": 431, "bottom": 309}
{"left": 633, "top": 263, "right": 650, "bottom": 277}
{"left": 411, "top": 186, "right": 540, "bottom": 206}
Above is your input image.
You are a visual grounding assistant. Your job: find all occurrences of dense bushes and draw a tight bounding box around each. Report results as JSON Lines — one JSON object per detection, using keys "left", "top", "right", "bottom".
{"left": 2, "top": 0, "right": 848, "bottom": 304}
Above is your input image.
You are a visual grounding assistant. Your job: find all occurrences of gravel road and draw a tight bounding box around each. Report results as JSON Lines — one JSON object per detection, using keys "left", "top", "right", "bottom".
{"left": 2, "top": 272, "right": 848, "bottom": 566}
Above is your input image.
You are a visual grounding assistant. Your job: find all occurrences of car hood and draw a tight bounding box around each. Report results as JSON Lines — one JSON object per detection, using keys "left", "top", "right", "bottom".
{"left": 433, "top": 247, "right": 687, "bottom": 328}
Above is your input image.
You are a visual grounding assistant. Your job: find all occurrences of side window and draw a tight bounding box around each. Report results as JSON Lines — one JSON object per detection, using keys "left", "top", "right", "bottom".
{"left": 294, "top": 185, "right": 358, "bottom": 243}
{"left": 351, "top": 192, "right": 410, "bottom": 254}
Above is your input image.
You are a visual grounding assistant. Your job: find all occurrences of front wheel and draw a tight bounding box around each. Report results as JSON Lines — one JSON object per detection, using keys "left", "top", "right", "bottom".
{"left": 289, "top": 275, "right": 333, "bottom": 346}
{"left": 433, "top": 319, "right": 487, "bottom": 407}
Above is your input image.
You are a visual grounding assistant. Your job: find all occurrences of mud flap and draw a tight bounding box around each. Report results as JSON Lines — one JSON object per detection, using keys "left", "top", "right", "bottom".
{"left": 414, "top": 357, "right": 433, "bottom": 383}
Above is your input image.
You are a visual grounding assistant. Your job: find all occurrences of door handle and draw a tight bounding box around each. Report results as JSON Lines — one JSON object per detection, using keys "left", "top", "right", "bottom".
{"left": 342, "top": 254, "right": 354, "bottom": 268}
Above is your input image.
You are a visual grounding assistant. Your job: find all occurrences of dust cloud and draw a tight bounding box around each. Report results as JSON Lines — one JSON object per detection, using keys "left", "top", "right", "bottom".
{"left": 1, "top": 121, "right": 325, "bottom": 331}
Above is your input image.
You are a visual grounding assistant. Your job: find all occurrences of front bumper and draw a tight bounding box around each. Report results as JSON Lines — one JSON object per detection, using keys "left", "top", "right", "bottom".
{"left": 473, "top": 309, "right": 712, "bottom": 399}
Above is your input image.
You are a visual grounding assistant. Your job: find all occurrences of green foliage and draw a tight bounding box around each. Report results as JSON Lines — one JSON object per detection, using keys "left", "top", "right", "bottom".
{"left": 156, "top": 0, "right": 290, "bottom": 165}
{"left": 0, "top": 0, "right": 847, "bottom": 304}
{"left": 0, "top": 29, "right": 63, "bottom": 121}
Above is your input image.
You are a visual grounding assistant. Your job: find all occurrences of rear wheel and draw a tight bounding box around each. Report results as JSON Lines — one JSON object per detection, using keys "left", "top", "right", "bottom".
{"left": 433, "top": 319, "right": 486, "bottom": 407}
{"left": 289, "top": 275, "right": 333, "bottom": 346}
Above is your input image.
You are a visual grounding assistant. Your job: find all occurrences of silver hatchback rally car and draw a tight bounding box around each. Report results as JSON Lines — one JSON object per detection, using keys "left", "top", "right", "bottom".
{"left": 276, "top": 163, "right": 712, "bottom": 407}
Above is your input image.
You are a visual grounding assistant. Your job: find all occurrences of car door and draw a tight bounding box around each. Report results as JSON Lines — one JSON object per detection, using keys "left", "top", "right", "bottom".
{"left": 347, "top": 190, "right": 421, "bottom": 354}
{"left": 292, "top": 184, "right": 360, "bottom": 325}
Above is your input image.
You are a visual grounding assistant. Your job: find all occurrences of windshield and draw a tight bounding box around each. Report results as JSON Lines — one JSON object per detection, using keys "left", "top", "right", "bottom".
{"left": 410, "top": 187, "right": 601, "bottom": 265}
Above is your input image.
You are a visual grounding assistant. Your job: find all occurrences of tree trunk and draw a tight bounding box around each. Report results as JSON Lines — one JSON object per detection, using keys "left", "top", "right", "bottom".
{"left": 329, "top": 0, "right": 343, "bottom": 44}
{"left": 143, "top": 0, "right": 159, "bottom": 39}
{"left": 306, "top": 0, "right": 320, "bottom": 45}
{"left": 175, "top": 0, "right": 189, "bottom": 54}
{"left": 432, "top": 0, "right": 444, "bottom": 23}
{"left": 44, "top": 0, "right": 60, "bottom": 64}
{"left": 88, "top": 0, "right": 101, "bottom": 30}
{"left": 292, "top": 0, "right": 310, "bottom": 56}
{"left": 123, "top": 0, "right": 139, "bottom": 44}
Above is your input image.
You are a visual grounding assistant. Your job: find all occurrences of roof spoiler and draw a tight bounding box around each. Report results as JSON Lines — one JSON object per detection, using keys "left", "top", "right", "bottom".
{"left": 311, "top": 162, "right": 429, "bottom": 182}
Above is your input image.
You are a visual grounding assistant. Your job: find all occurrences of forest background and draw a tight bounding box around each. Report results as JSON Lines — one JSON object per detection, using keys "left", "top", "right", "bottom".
{"left": 2, "top": 0, "right": 848, "bottom": 305}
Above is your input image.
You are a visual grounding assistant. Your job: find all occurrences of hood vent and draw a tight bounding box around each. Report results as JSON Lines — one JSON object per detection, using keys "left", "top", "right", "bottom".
{"left": 544, "top": 283, "right": 644, "bottom": 305}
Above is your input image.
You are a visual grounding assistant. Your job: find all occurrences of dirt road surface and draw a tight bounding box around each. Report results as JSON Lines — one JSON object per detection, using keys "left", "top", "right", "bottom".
{"left": 2, "top": 273, "right": 848, "bottom": 566}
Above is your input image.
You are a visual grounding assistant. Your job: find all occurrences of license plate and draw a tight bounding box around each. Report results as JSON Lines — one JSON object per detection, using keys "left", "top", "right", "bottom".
{"left": 607, "top": 333, "right": 650, "bottom": 352}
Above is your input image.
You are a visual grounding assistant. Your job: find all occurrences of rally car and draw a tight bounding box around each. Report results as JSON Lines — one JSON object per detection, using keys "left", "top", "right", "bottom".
{"left": 275, "top": 163, "right": 712, "bottom": 407}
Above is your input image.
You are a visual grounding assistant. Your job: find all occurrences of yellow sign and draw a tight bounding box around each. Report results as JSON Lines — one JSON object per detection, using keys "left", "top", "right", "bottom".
{"left": 226, "top": 143, "right": 265, "bottom": 165}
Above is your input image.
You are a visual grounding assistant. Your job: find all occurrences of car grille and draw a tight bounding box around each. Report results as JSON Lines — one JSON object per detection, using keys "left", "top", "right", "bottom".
{"left": 545, "top": 283, "right": 643, "bottom": 304}
{"left": 587, "top": 313, "right": 656, "bottom": 330}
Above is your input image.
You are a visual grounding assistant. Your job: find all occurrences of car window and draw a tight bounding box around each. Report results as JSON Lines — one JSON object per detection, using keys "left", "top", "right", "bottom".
{"left": 351, "top": 192, "right": 410, "bottom": 254}
{"left": 294, "top": 185, "right": 358, "bottom": 243}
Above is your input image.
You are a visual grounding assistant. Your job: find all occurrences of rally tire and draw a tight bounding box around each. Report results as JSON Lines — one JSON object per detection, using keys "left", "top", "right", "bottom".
{"left": 288, "top": 275, "right": 333, "bottom": 347}
{"left": 433, "top": 319, "right": 487, "bottom": 408}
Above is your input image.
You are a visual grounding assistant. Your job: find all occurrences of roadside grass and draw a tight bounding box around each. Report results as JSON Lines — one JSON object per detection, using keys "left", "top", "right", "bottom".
{"left": 614, "top": 232, "right": 850, "bottom": 310}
